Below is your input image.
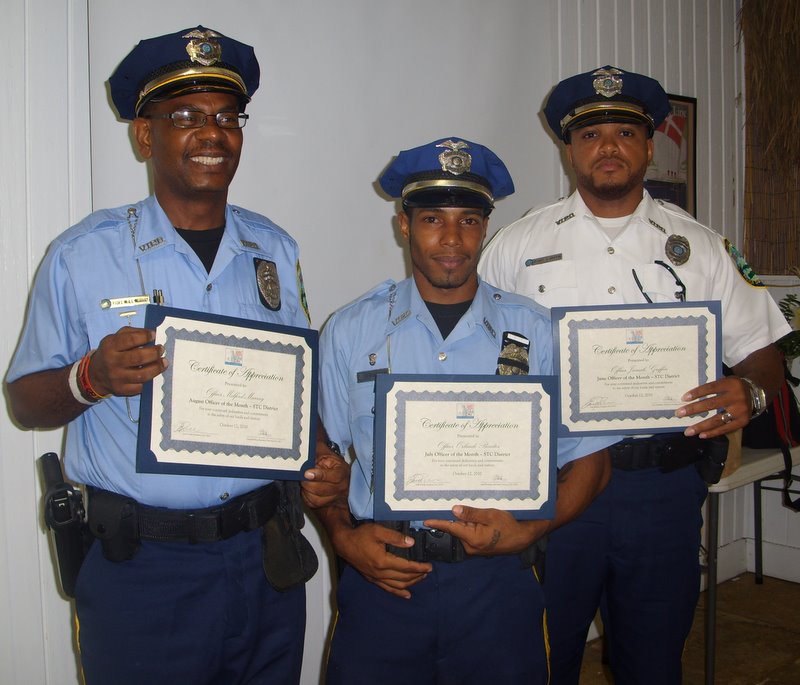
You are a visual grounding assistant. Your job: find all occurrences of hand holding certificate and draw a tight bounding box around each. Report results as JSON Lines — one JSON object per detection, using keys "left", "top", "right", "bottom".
{"left": 136, "top": 306, "right": 318, "bottom": 479}
{"left": 552, "top": 302, "right": 721, "bottom": 436}
{"left": 373, "top": 374, "right": 558, "bottom": 520}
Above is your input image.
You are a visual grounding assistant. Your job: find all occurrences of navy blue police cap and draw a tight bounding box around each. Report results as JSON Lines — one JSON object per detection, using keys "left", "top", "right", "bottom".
{"left": 379, "top": 137, "right": 514, "bottom": 211}
{"left": 109, "top": 26, "right": 260, "bottom": 121}
{"left": 544, "top": 66, "right": 670, "bottom": 142}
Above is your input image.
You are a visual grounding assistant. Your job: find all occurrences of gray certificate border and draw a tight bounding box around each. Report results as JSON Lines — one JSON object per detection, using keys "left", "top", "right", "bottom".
{"left": 392, "top": 389, "right": 543, "bottom": 503}
{"left": 567, "top": 314, "right": 709, "bottom": 423}
{"left": 160, "top": 326, "right": 306, "bottom": 461}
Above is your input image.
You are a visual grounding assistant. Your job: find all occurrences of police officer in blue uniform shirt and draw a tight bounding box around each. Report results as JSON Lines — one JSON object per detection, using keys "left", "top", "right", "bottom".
{"left": 480, "top": 66, "right": 790, "bottom": 684}
{"left": 313, "top": 137, "right": 614, "bottom": 684}
{"left": 7, "top": 26, "right": 346, "bottom": 685}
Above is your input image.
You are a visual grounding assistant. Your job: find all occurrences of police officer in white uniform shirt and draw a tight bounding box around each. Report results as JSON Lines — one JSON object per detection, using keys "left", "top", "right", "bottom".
{"left": 479, "top": 65, "right": 790, "bottom": 685}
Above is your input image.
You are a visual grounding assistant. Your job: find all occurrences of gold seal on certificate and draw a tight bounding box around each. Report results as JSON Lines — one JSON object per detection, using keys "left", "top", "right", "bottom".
{"left": 373, "top": 374, "right": 558, "bottom": 520}
{"left": 551, "top": 302, "right": 721, "bottom": 436}
{"left": 136, "top": 306, "right": 318, "bottom": 479}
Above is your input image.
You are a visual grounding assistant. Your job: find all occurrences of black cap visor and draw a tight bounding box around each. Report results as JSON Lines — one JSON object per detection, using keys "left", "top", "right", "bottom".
{"left": 403, "top": 187, "right": 493, "bottom": 211}
{"left": 136, "top": 68, "right": 250, "bottom": 116}
{"left": 562, "top": 100, "right": 655, "bottom": 141}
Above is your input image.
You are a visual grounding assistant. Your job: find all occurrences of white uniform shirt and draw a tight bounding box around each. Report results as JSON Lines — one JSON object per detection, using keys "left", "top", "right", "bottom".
{"left": 479, "top": 190, "right": 790, "bottom": 367}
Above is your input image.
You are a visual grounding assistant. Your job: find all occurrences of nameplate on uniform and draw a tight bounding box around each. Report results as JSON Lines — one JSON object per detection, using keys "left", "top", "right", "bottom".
{"left": 525, "top": 253, "right": 562, "bottom": 267}
{"left": 100, "top": 295, "right": 151, "bottom": 309}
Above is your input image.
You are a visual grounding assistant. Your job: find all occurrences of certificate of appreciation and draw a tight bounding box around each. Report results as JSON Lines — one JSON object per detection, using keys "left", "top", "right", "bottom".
{"left": 373, "top": 374, "right": 558, "bottom": 521}
{"left": 136, "top": 306, "right": 317, "bottom": 479}
{"left": 552, "top": 302, "right": 721, "bottom": 436}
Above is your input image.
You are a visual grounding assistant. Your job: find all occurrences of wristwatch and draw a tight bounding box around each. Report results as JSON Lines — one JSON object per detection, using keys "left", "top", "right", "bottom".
{"left": 740, "top": 377, "right": 767, "bottom": 418}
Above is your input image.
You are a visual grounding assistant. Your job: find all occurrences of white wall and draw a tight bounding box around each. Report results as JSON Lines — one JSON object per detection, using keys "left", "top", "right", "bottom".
{"left": 87, "top": 1, "right": 560, "bottom": 328}
{"left": 2, "top": 1, "right": 797, "bottom": 684}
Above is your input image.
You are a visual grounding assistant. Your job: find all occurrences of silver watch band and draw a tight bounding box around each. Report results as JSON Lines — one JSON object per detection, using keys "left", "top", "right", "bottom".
{"left": 740, "top": 377, "right": 767, "bottom": 418}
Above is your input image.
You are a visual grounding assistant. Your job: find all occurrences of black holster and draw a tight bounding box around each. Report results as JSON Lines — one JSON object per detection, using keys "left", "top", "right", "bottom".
{"left": 87, "top": 488, "right": 140, "bottom": 562}
{"left": 40, "top": 452, "right": 91, "bottom": 598}
{"left": 694, "top": 436, "right": 729, "bottom": 484}
{"left": 261, "top": 481, "right": 318, "bottom": 591}
{"left": 520, "top": 536, "right": 547, "bottom": 582}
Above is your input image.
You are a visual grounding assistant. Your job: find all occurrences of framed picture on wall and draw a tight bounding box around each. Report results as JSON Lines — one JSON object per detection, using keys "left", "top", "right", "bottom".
{"left": 644, "top": 94, "right": 697, "bottom": 217}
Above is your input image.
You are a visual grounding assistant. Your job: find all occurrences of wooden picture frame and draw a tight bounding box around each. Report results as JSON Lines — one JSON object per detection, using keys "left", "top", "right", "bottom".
{"left": 644, "top": 94, "right": 697, "bottom": 217}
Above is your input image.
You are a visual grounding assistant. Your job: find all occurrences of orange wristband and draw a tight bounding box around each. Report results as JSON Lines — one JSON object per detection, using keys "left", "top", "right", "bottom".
{"left": 78, "top": 351, "right": 110, "bottom": 402}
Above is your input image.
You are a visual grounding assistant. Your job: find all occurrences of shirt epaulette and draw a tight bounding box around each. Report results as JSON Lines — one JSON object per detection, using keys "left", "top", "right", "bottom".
{"left": 481, "top": 282, "right": 551, "bottom": 319}
{"left": 333, "top": 279, "right": 397, "bottom": 317}
{"left": 229, "top": 204, "right": 298, "bottom": 245}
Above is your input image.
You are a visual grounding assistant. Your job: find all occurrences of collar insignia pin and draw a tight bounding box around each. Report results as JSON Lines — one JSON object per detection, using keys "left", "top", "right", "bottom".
{"left": 556, "top": 213, "right": 575, "bottom": 226}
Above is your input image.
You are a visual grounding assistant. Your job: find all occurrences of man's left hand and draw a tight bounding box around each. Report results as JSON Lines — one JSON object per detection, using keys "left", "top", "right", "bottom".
{"left": 301, "top": 453, "right": 350, "bottom": 509}
{"left": 424, "top": 505, "right": 544, "bottom": 556}
{"left": 676, "top": 376, "right": 750, "bottom": 439}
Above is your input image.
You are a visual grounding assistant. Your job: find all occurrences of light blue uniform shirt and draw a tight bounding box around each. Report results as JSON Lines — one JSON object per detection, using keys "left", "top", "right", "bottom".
{"left": 8, "top": 195, "right": 310, "bottom": 508}
{"left": 319, "top": 277, "right": 616, "bottom": 520}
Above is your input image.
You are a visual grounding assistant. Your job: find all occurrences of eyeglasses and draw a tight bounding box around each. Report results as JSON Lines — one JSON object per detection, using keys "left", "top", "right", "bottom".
{"left": 631, "top": 260, "right": 687, "bottom": 303}
{"left": 143, "top": 110, "right": 249, "bottom": 129}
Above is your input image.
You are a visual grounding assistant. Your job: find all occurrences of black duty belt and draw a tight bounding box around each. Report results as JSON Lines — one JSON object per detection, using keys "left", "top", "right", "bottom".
{"left": 370, "top": 520, "right": 467, "bottom": 563}
{"left": 609, "top": 435, "right": 711, "bottom": 472}
{"left": 88, "top": 483, "right": 279, "bottom": 544}
{"left": 349, "top": 520, "right": 545, "bottom": 573}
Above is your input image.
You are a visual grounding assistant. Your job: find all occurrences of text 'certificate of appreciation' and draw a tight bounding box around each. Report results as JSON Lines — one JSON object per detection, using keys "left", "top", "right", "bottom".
{"left": 373, "top": 374, "right": 558, "bottom": 521}
{"left": 552, "top": 302, "right": 721, "bottom": 436}
{"left": 136, "top": 305, "right": 318, "bottom": 480}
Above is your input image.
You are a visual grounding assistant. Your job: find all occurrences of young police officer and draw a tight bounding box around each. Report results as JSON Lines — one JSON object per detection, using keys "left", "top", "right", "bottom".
{"left": 7, "top": 26, "right": 345, "bottom": 685}
{"left": 480, "top": 66, "right": 790, "bottom": 684}
{"left": 314, "top": 137, "right": 614, "bottom": 684}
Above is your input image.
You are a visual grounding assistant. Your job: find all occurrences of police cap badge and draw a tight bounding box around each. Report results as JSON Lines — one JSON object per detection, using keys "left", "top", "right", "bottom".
{"left": 379, "top": 137, "right": 514, "bottom": 211}
{"left": 109, "top": 26, "right": 260, "bottom": 120}
{"left": 544, "top": 65, "right": 670, "bottom": 142}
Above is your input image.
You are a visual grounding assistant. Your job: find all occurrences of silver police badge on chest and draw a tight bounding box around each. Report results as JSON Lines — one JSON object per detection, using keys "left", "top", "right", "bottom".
{"left": 254, "top": 258, "right": 281, "bottom": 310}
{"left": 665, "top": 234, "right": 690, "bottom": 266}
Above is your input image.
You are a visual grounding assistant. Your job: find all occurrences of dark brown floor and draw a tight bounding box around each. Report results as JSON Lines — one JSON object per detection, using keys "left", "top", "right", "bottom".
{"left": 579, "top": 573, "right": 800, "bottom": 684}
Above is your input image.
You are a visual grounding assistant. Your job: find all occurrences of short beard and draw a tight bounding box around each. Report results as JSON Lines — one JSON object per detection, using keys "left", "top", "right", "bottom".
{"left": 577, "top": 170, "right": 644, "bottom": 203}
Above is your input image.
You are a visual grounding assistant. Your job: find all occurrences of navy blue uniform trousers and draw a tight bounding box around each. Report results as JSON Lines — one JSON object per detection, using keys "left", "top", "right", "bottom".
{"left": 75, "top": 528, "right": 305, "bottom": 685}
{"left": 326, "top": 554, "right": 548, "bottom": 685}
{"left": 544, "top": 464, "right": 708, "bottom": 685}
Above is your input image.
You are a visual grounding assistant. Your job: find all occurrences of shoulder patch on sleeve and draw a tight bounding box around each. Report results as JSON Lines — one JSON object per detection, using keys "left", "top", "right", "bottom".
{"left": 724, "top": 239, "right": 764, "bottom": 287}
{"left": 296, "top": 260, "right": 311, "bottom": 325}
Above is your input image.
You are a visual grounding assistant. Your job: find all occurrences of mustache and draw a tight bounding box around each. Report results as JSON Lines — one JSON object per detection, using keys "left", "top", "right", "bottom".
{"left": 187, "top": 141, "right": 232, "bottom": 157}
